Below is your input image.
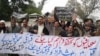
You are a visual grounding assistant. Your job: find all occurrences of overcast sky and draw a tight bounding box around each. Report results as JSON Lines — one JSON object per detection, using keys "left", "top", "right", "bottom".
{"left": 34, "top": 0, "right": 100, "bottom": 19}
{"left": 34, "top": 0, "right": 68, "bottom": 14}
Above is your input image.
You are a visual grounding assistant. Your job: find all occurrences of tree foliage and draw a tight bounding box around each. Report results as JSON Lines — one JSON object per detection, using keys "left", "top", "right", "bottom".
{"left": 0, "top": 0, "right": 12, "bottom": 21}
{"left": 10, "top": 0, "right": 41, "bottom": 14}
{"left": 67, "top": 0, "right": 100, "bottom": 19}
{"left": 0, "top": 0, "right": 42, "bottom": 21}
{"left": 38, "top": 0, "right": 47, "bottom": 11}
{"left": 25, "top": 5, "right": 41, "bottom": 14}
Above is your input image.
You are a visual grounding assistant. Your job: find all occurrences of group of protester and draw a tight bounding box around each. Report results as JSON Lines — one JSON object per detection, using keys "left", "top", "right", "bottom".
{"left": 0, "top": 15, "right": 100, "bottom": 37}
{"left": 0, "top": 15, "right": 100, "bottom": 56}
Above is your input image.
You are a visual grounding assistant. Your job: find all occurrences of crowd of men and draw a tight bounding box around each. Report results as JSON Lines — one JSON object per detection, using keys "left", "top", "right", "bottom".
{"left": 0, "top": 15, "right": 100, "bottom": 37}
{"left": 0, "top": 15, "right": 100, "bottom": 56}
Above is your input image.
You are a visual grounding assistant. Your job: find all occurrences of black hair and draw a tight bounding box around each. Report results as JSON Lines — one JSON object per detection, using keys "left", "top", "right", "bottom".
{"left": 65, "top": 21, "right": 71, "bottom": 27}
{"left": 37, "top": 16, "right": 44, "bottom": 20}
{"left": 84, "top": 19, "right": 89, "bottom": 23}
{"left": 54, "top": 21, "right": 61, "bottom": 26}
{"left": 84, "top": 18, "right": 93, "bottom": 23}
{"left": 88, "top": 19, "right": 93, "bottom": 23}
{"left": 23, "top": 19, "right": 28, "bottom": 22}
{"left": 96, "top": 20, "right": 100, "bottom": 23}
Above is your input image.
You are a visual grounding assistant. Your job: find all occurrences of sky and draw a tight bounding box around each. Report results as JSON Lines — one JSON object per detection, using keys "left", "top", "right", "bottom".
{"left": 33, "top": 0, "right": 100, "bottom": 20}
{"left": 34, "top": 0, "right": 68, "bottom": 14}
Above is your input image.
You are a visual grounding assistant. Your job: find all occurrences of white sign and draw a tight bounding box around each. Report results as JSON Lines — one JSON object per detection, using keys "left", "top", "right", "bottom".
{"left": 0, "top": 33, "right": 100, "bottom": 56}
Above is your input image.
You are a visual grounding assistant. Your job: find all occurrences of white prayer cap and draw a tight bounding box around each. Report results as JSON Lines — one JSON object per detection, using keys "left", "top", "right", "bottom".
{"left": 0, "top": 20, "right": 5, "bottom": 23}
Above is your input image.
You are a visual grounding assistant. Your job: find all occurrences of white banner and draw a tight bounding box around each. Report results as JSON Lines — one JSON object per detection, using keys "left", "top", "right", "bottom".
{"left": 0, "top": 33, "right": 100, "bottom": 56}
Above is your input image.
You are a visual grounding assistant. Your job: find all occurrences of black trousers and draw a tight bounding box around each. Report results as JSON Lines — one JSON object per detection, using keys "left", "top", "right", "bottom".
{"left": 8, "top": 54, "right": 19, "bottom": 56}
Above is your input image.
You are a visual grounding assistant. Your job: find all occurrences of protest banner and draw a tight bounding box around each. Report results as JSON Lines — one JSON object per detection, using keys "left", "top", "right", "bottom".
{"left": 0, "top": 33, "right": 100, "bottom": 56}
{"left": 54, "top": 7, "right": 74, "bottom": 21}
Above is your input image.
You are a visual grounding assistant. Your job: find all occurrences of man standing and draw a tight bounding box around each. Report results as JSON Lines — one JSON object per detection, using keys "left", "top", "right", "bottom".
{"left": 0, "top": 20, "right": 8, "bottom": 33}
{"left": 29, "top": 16, "right": 49, "bottom": 35}
{"left": 20, "top": 19, "right": 31, "bottom": 33}
{"left": 7, "top": 19, "right": 21, "bottom": 33}
{"left": 7, "top": 19, "right": 21, "bottom": 56}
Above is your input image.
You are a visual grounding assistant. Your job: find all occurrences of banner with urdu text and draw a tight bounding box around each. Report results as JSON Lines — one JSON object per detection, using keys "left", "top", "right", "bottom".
{"left": 0, "top": 33, "right": 100, "bottom": 56}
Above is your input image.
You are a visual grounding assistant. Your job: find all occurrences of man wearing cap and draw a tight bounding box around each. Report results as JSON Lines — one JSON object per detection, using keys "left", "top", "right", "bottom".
{"left": 0, "top": 20, "right": 8, "bottom": 33}
{"left": 0, "top": 20, "right": 8, "bottom": 56}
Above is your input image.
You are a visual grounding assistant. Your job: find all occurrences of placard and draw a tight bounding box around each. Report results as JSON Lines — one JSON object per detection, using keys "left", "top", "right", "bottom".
{"left": 54, "top": 7, "right": 73, "bottom": 21}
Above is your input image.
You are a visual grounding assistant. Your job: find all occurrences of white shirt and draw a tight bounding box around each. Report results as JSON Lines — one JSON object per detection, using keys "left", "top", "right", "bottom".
{"left": 38, "top": 24, "right": 44, "bottom": 35}
{"left": 0, "top": 30, "right": 4, "bottom": 34}
{"left": 23, "top": 27, "right": 28, "bottom": 32}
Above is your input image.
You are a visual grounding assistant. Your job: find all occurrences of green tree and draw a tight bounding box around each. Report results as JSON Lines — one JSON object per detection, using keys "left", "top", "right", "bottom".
{"left": 10, "top": 0, "right": 41, "bottom": 14}
{"left": 25, "top": 5, "right": 41, "bottom": 14}
{"left": 0, "top": 0, "right": 41, "bottom": 21}
{"left": 0, "top": 0, "right": 12, "bottom": 21}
